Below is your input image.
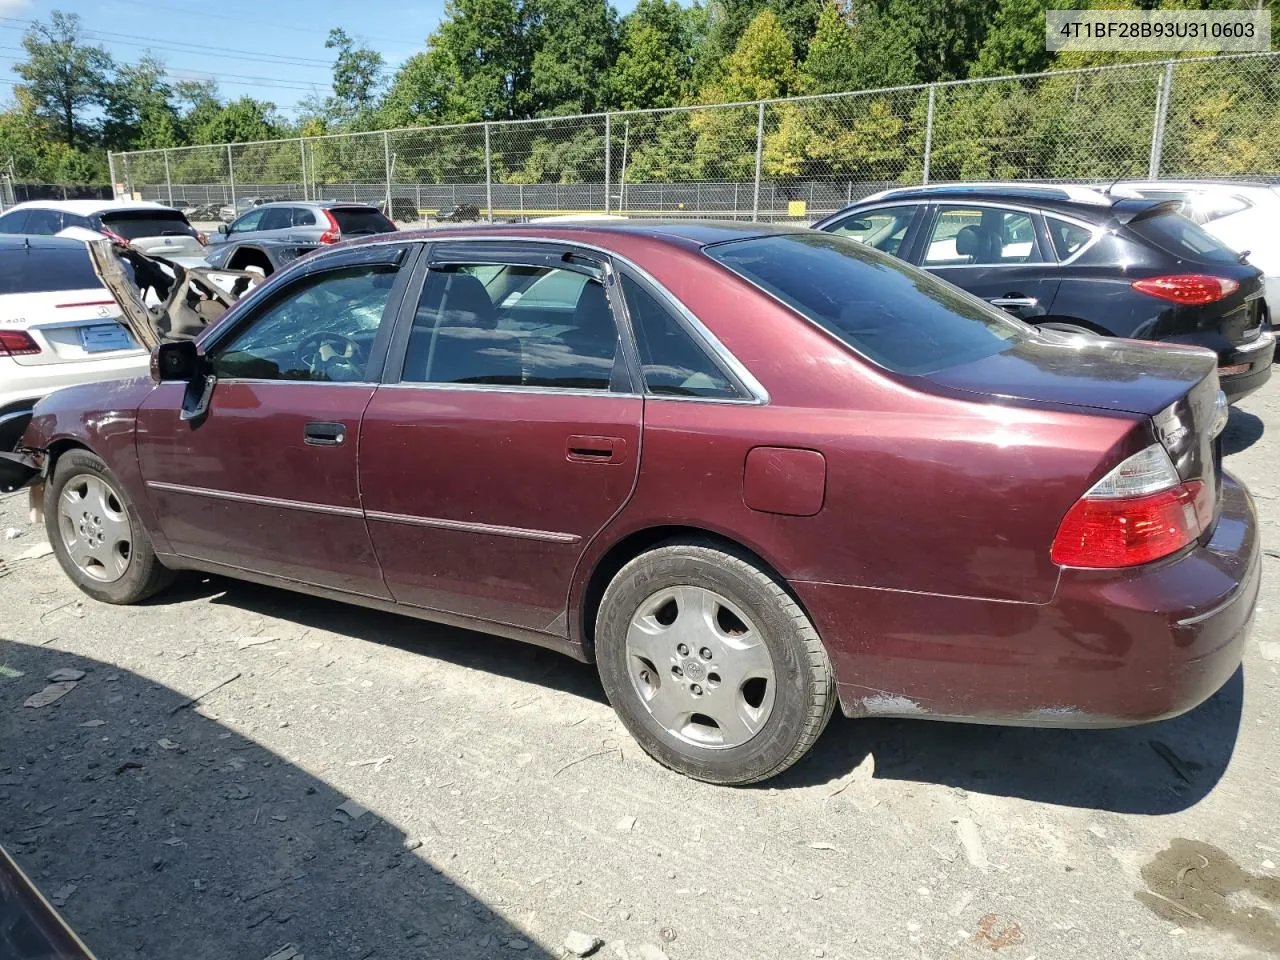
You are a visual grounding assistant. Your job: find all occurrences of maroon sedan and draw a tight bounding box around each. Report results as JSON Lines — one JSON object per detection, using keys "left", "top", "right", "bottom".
{"left": 7, "top": 223, "right": 1260, "bottom": 785}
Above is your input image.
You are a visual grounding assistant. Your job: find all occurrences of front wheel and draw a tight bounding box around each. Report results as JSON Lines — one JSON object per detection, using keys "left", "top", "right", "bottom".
{"left": 45, "top": 449, "right": 175, "bottom": 604}
{"left": 595, "top": 541, "right": 835, "bottom": 785}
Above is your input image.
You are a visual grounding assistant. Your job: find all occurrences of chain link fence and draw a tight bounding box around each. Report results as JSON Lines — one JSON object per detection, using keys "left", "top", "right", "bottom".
{"left": 111, "top": 51, "right": 1280, "bottom": 225}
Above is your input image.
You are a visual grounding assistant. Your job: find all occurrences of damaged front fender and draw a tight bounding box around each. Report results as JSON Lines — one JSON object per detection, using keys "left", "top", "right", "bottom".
{"left": 0, "top": 446, "right": 44, "bottom": 494}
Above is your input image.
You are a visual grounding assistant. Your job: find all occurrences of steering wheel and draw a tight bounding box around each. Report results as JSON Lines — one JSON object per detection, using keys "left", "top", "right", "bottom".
{"left": 295, "top": 332, "right": 366, "bottom": 381}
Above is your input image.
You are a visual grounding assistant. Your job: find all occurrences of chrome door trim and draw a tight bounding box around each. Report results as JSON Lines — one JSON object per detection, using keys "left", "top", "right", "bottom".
{"left": 364, "top": 509, "right": 581, "bottom": 544}
{"left": 145, "top": 480, "right": 363, "bottom": 517}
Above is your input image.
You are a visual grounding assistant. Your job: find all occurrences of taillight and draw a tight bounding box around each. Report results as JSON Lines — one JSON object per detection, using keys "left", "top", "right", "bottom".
{"left": 1131, "top": 274, "right": 1238, "bottom": 306}
{"left": 1051, "top": 444, "right": 1212, "bottom": 568}
{"left": 196, "top": 231, "right": 209, "bottom": 246}
{"left": 319, "top": 209, "right": 340, "bottom": 244}
{"left": 0, "top": 330, "right": 41, "bottom": 357}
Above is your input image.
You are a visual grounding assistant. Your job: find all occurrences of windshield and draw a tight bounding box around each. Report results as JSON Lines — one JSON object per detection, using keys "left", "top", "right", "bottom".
{"left": 1128, "top": 211, "right": 1240, "bottom": 263}
{"left": 97, "top": 210, "right": 198, "bottom": 241}
{"left": 705, "top": 232, "right": 1027, "bottom": 375}
{"left": 0, "top": 244, "right": 103, "bottom": 294}
{"left": 330, "top": 207, "right": 396, "bottom": 235}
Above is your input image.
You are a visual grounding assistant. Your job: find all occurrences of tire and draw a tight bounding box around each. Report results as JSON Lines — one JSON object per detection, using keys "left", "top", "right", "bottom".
{"left": 595, "top": 540, "right": 835, "bottom": 785}
{"left": 44, "top": 449, "right": 175, "bottom": 605}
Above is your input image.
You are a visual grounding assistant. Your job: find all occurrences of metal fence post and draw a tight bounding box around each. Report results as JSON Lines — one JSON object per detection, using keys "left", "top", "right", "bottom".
{"left": 383, "top": 130, "right": 393, "bottom": 214}
{"left": 604, "top": 113, "right": 611, "bottom": 214}
{"left": 163, "top": 149, "right": 173, "bottom": 206}
{"left": 1148, "top": 61, "right": 1175, "bottom": 179}
{"left": 227, "top": 144, "right": 236, "bottom": 207}
{"left": 123, "top": 154, "right": 133, "bottom": 199}
{"left": 299, "top": 138, "right": 307, "bottom": 201}
{"left": 484, "top": 122, "right": 494, "bottom": 223}
{"left": 922, "top": 84, "right": 937, "bottom": 185}
{"left": 107, "top": 152, "right": 118, "bottom": 199}
{"left": 752, "top": 101, "right": 765, "bottom": 220}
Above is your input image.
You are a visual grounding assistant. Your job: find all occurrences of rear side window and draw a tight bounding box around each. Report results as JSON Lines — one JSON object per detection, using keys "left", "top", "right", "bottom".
{"left": 331, "top": 207, "right": 395, "bottom": 235}
{"left": 0, "top": 245, "right": 102, "bottom": 294}
{"left": 292, "top": 208, "right": 318, "bottom": 227}
{"left": 922, "top": 207, "right": 1042, "bottom": 266}
{"left": 1129, "top": 211, "right": 1240, "bottom": 264}
{"left": 706, "top": 233, "right": 1026, "bottom": 376}
{"left": 1045, "top": 218, "right": 1094, "bottom": 260}
{"left": 621, "top": 275, "right": 741, "bottom": 399}
{"left": 98, "top": 210, "right": 197, "bottom": 241}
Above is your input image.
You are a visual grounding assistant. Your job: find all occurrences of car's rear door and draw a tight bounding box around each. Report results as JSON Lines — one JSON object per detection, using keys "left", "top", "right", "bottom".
{"left": 919, "top": 203, "right": 1061, "bottom": 323}
{"left": 358, "top": 240, "right": 643, "bottom": 632}
{"left": 135, "top": 242, "right": 417, "bottom": 596}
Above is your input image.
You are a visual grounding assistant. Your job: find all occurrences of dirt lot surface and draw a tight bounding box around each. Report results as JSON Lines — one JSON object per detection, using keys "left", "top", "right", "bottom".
{"left": 1, "top": 377, "right": 1277, "bottom": 960}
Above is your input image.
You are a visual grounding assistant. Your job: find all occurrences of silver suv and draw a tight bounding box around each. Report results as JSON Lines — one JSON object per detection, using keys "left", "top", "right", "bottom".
{"left": 208, "top": 200, "right": 396, "bottom": 248}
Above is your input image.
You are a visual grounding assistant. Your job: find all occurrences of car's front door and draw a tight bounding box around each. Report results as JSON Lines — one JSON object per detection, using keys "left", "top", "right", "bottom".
{"left": 135, "top": 243, "right": 415, "bottom": 596}
{"left": 255, "top": 206, "right": 294, "bottom": 242}
{"left": 919, "top": 204, "right": 1060, "bottom": 323}
{"left": 359, "top": 241, "right": 643, "bottom": 632}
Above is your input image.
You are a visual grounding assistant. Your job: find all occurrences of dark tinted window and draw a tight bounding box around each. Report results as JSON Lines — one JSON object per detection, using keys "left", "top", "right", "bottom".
{"left": 1045, "top": 217, "right": 1094, "bottom": 260}
{"left": 0, "top": 210, "right": 29, "bottom": 234}
{"left": 23, "top": 209, "right": 63, "bottom": 234}
{"left": 621, "top": 275, "right": 740, "bottom": 398}
{"left": 0, "top": 244, "right": 102, "bottom": 294}
{"left": 292, "top": 207, "right": 318, "bottom": 227}
{"left": 209, "top": 265, "right": 398, "bottom": 382}
{"left": 1129, "top": 211, "right": 1240, "bottom": 264}
{"left": 259, "top": 207, "right": 293, "bottom": 231}
{"left": 98, "top": 209, "right": 197, "bottom": 240}
{"left": 402, "top": 263, "right": 619, "bottom": 390}
{"left": 330, "top": 207, "right": 395, "bottom": 235}
{"left": 706, "top": 233, "right": 1026, "bottom": 376}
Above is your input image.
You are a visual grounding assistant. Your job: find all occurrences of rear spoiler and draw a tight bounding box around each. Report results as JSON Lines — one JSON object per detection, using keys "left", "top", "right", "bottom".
{"left": 1109, "top": 198, "right": 1184, "bottom": 226}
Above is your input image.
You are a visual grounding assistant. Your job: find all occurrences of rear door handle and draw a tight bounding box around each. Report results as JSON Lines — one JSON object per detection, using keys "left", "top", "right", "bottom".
{"left": 304, "top": 421, "right": 347, "bottom": 446}
{"left": 567, "top": 435, "right": 626, "bottom": 464}
{"left": 988, "top": 296, "right": 1037, "bottom": 308}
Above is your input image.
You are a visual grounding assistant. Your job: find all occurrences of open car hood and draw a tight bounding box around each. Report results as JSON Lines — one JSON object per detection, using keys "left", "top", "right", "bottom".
{"left": 85, "top": 238, "right": 261, "bottom": 350}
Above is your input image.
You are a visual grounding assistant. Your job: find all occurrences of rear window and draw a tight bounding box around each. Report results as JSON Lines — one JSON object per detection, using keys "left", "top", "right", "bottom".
{"left": 1128, "top": 211, "right": 1239, "bottom": 264}
{"left": 705, "top": 233, "right": 1026, "bottom": 376}
{"left": 98, "top": 210, "right": 197, "bottom": 241}
{"left": 0, "top": 245, "right": 102, "bottom": 294}
{"left": 330, "top": 207, "right": 395, "bottom": 236}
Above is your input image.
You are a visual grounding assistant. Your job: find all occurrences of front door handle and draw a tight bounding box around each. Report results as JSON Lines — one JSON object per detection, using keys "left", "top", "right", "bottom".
{"left": 988, "top": 296, "right": 1038, "bottom": 308}
{"left": 567, "top": 435, "right": 626, "bottom": 464}
{"left": 304, "top": 421, "right": 347, "bottom": 446}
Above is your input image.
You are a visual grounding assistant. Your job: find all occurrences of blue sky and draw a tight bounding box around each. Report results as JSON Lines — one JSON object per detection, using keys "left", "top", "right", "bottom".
{"left": 1, "top": 0, "right": 641, "bottom": 118}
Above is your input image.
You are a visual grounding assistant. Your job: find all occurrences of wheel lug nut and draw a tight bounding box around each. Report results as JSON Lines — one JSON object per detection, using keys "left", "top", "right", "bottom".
{"left": 677, "top": 643, "right": 689, "bottom": 656}
{"left": 639, "top": 669, "right": 650, "bottom": 683}
{"left": 690, "top": 684, "right": 703, "bottom": 696}
{"left": 699, "top": 647, "right": 712, "bottom": 660}
{"left": 671, "top": 665, "right": 683, "bottom": 677}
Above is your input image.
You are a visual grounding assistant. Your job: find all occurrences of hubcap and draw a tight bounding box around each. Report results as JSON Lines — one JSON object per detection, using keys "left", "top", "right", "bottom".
{"left": 625, "top": 585, "right": 776, "bottom": 749}
{"left": 57, "top": 474, "right": 132, "bottom": 583}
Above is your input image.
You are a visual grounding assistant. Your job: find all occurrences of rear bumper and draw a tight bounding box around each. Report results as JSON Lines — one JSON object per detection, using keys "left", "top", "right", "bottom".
{"left": 795, "top": 473, "right": 1259, "bottom": 726}
{"left": 1219, "top": 328, "right": 1275, "bottom": 402}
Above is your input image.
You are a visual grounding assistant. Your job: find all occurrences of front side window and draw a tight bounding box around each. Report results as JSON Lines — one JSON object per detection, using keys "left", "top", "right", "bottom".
{"left": 923, "top": 207, "right": 1042, "bottom": 266}
{"left": 706, "top": 233, "right": 1027, "bottom": 376}
{"left": 231, "top": 208, "right": 267, "bottom": 234}
{"left": 401, "top": 262, "right": 620, "bottom": 390}
{"left": 621, "top": 275, "right": 741, "bottom": 399}
{"left": 23, "top": 209, "right": 63, "bottom": 235}
{"left": 208, "top": 265, "right": 398, "bottom": 382}
{"left": 826, "top": 205, "right": 918, "bottom": 258}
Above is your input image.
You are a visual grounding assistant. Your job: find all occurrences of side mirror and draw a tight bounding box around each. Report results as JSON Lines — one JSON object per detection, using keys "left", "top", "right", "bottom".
{"left": 217, "top": 224, "right": 229, "bottom": 235}
{"left": 151, "top": 340, "right": 203, "bottom": 382}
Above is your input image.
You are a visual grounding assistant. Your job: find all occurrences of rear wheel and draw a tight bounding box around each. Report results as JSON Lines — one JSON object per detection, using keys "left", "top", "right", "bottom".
{"left": 45, "top": 449, "right": 174, "bottom": 604}
{"left": 596, "top": 541, "right": 835, "bottom": 785}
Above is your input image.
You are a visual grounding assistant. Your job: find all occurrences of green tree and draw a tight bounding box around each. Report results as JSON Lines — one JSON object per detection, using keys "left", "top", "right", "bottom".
{"left": 612, "top": 0, "right": 702, "bottom": 109}
{"left": 529, "top": 0, "right": 617, "bottom": 114}
{"left": 102, "top": 55, "right": 179, "bottom": 151}
{"left": 13, "top": 11, "right": 114, "bottom": 150}
{"left": 972, "top": 0, "right": 1053, "bottom": 78}
{"left": 323, "top": 27, "right": 386, "bottom": 127}
{"left": 800, "top": 0, "right": 860, "bottom": 94}
{"left": 434, "top": 0, "right": 536, "bottom": 120}
{"left": 187, "top": 96, "right": 282, "bottom": 145}
{"left": 380, "top": 48, "right": 475, "bottom": 127}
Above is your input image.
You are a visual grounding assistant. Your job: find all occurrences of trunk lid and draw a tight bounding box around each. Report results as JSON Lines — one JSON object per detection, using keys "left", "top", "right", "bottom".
{"left": 924, "top": 332, "right": 1218, "bottom": 417}
{"left": 0, "top": 290, "right": 144, "bottom": 366}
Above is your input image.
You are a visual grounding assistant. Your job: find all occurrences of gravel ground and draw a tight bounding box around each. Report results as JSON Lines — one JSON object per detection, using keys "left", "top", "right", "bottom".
{"left": 1, "top": 376, "right": 1277, "bottom": 960}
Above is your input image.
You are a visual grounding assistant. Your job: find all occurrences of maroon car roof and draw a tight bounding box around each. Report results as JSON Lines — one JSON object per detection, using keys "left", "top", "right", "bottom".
{"left": 353, "top": 219, "right": 811, "bottom": 251}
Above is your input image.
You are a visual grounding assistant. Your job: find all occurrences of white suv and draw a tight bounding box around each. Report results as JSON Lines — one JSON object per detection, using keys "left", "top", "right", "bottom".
{"left": 0, "top": 236, "right": 149, "bottom": 453}
{"left": 0, "top": 199, "right": 209, "bottom": 266}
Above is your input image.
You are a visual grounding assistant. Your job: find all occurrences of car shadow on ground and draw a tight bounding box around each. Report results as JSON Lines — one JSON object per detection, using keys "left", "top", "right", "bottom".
{"left": 0, "top": 638, "right": 553, "bottom": 960}
{"left": 1223, "top": 406, "right": 1264, "bottom": 456}
{"left": 154, "top": 574, "right": 1241, "bottom": 817}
